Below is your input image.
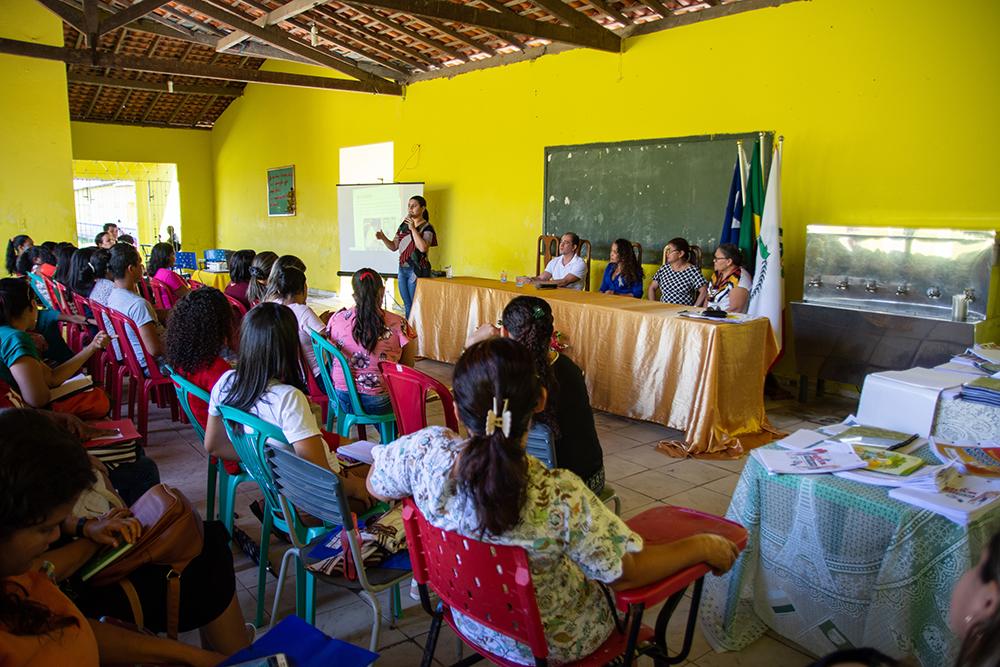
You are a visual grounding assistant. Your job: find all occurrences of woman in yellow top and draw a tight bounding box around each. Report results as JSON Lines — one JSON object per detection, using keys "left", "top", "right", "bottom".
{"left": 700, "top": 243, "right": 752, "bottom": 313}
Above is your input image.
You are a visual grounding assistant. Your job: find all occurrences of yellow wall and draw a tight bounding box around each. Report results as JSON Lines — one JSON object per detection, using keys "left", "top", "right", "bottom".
{"left": 212, "top": 0, "right": 1000, "bottom": 303}
{"left": 0, "top": 0, "right": 75, "bottom": 249}
{"left": 71, "top": 123, "right": 216, "bottom": 255}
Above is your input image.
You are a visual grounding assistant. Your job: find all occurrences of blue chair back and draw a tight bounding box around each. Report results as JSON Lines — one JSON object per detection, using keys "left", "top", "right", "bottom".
{"left": 525, "top": 423, "right": 557, "bottom": 468}
{"left": 310, "top": 329, "right": 366, "bottom": 416}
{"left": 217, "top": 404, "right": 288, "bottom": 513}
{"left": 165, "top": 365, "right": 210, "bottom": 441}
{"left": 266, "top": 446, "right": 355, "bottom": 532}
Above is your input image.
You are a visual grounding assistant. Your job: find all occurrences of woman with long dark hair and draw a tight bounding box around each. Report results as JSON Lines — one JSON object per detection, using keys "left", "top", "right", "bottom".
{"left": 701, "top": 243, "right": 751, "bottom": 313}
{"left": 262, "top": 256, "right": 328, "bottom": 383}
{"left": 245, "top": 251, "right": 277, "bottom": 306}
{"left": 66, "top": 247, "right": 97, "bottom": 298}
{"left": 599, "top": 238, "right": 644, "bottom": 298}
{"left": 146, "top": 242, "right": 189, "bottom": 303}
{"left": 648, "top": 237, "right": 707, "bottom": 305}
{"left": 468, "top": 295, "right": 604, "bottom": 492}
{"left": 85, "top": 248, "right": 115, "bottom": 306}
{"left": 0, "top": 278, "right": 110, "bottom": 418}
{"left": 367, "top": 337, "right": 738, "bottom": 665}
{"left": 325, "top": 268, "right": 416, "bottom": 416}
{"left": 203, "top": 303, "right": 371, "bottom": 505}
{"left": 223, "top": 249, "right": 255, "bottom": 308}
{"left": 52, "top": 244, "right": 76, "bottom": 286}
{"left": 5, "top": 234, "right": 33, "bottom": 276}
{"left": 374, "top": 195, "right": 437, "bottom": 318}
{"left": 0, "top": 409, "right": 239, "bottom": 666}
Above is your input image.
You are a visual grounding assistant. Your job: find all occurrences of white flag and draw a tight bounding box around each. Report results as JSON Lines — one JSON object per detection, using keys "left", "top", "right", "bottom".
{"left": 748, "top": 141, "right": 783, "bottom": 351}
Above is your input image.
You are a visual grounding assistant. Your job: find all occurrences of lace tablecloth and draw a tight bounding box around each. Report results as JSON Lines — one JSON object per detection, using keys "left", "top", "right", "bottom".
{"left": 933, "top": 398, "right": 1000, "bottom": 442}
{"left": 700, "top": 443, "right": 1000, "bottom": 666}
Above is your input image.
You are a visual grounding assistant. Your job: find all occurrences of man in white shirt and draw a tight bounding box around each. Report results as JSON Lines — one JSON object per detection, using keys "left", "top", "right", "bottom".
{"left": 106, "top": 243, "right": 165, "bottom": 374}
{"left": 528, "top": 232, "right": 587, "bottom": 290}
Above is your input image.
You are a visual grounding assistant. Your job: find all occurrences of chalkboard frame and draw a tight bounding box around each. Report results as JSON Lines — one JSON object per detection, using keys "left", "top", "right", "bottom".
{"left": 267, "top": 165, "right": 296, "bottom": 217}
{"left": 543, "top": 132, "right": 773, "bottom": 267}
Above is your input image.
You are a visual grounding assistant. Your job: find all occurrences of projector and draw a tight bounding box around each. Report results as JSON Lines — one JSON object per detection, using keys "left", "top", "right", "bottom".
{"left": 207, "top": 261, "right": 228, "bottom": 272}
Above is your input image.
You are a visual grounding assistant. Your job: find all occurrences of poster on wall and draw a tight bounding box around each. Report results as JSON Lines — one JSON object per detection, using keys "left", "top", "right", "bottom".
{"left": 267, "top": 165, "right": 296, "bottom": 216}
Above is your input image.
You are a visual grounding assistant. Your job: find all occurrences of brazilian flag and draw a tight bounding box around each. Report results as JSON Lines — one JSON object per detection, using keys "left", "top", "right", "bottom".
{"left": 738, "top": 139, "right": 765, "bottom": 271}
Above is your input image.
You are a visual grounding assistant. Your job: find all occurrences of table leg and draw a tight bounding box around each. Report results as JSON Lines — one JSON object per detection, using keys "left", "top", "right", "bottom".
{"left": 798, "top": 375, "right": 809, "bottom": 403}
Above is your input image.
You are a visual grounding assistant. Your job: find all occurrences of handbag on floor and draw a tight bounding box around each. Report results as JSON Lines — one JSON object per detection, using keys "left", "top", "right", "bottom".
{"left": 88, "top": 484, "right": 204, "bottom": 638}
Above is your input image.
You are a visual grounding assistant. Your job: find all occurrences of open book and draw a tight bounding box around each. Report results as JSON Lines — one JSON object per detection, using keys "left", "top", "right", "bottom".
{"left": 49, "top": 373, "right": 93, "bottom": 402}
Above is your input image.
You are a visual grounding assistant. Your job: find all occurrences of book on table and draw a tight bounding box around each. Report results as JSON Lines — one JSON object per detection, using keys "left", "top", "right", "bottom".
{"left": 959, "top": 377, "right": 1000, "bottom": 407}
{"left": 932, "top": 439, "right": 1000, "bottom": 476}
{"left": 833, "top": 425, "right": 919, "bottom": 450}
{"left": 889, "top": 468, "right": 1000, "bottom": 525}
{"left": 852, "top": 445, "right": 925, "bottom": 476}
{"left": 753, "top": 441, "right": 867, "bottom": 475}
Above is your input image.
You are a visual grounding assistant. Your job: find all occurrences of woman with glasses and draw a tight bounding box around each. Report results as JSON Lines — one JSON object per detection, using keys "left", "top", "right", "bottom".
{"left": 647, "top": 237, "right": 707, "bottom": 305}
{"left": 702, "top": 243, "right": 751, "bottom": 313}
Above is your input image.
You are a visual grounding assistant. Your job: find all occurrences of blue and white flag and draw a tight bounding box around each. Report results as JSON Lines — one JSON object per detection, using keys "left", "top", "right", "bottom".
{"left": 719, "top": 154, "right": 744, "bottom": 246}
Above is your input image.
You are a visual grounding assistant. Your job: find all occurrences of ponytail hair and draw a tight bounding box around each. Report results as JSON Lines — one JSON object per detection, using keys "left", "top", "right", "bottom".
{"left": 501, "top": 296, "right": 558, "bottom": 435}
{"left": 265, "top": 261, "right": 307, "bottom": 303}
{"left": 67, "top": 247, "right": 97, "bottom": 297}
{"left": 262, "top": 255, "right": 306, "bottom": 303}
{"left": 6, "top": 235, "right": 31, "bottom": 275}
{"left": 351, "top": 268, "right": 386, "bottom": 354}
{"left": 409, "top": 195, "right": 429, "bottom": 223}
{"left": 453, "top": 338, "right": 541, "bottom": 536}
{"left": 667, "top": 237, "right": 702, "bottom": 268}
{"left": 0, "top": 278, "right": 34, "bottom": 326}
{"left": 246, "top": 251, "right": 278, "bottom": 305}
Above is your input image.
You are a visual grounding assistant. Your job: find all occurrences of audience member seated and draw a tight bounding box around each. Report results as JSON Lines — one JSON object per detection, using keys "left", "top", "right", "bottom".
{"left": 118, "top": 234, "right": 136, "bottom": 247}
{"left": 366, "top": 337, "right": 738, "bottom": 665}
{"left": 467, "top": 295, "right": 605, "bottom": 493}
{"left": 147, "top": 242, "right": 190, "bottom": 303}
{"left": 245, "top": 251, "right": 277, "bottom": 307}
{"left": 325, "top": 268, "right": 416, "bottom": 417}
{"left": 17, "top": 246, "right": 57, "bottom": 279}
{"left": 223, "top": 249, "right": 255, "bottom": 309}
{"left": 264, "top": 256, "right": 329, "bottom": 383}
{"left": 84, "top": 248, "right": 115, "bottom": 306}
{"left": 52, "top": 244, "right": 76, "bottom": 287}
{"left": 524, "top": 232, "right": 587, "bottom": 290}
{"left": 94, "top": 231, "right": 115, "bottom": 250}
{"left": 5, "top": 234, "right": 33, "bottom": 276}
{"left": 107, "top": 244, "right": 165, "bottom": 375}
{"left": 0, "top": 278, "right": 110, "bottom": 419}
{"left": 648, "top": 237, "right": 708, "bottom": 305}
{"left": 702, "top": 243, "right": 751, "bottom": 313}
{"left": 165, "top": 288, "right": 235, "bottom": 434}
{"left": 812, "top": 530, "right": 1000, "bottom": 667}
{"left": 599, "top": 237, "right": 644, "bottom": 298}
{"left": 0, "top": 410, "right": 248, "bottom": 666}
{"left": 203, "top": 302, "right": 372, "bottom": 510}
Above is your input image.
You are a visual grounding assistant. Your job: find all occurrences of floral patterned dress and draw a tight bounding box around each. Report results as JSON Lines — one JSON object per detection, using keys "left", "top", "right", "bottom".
{"left": 368, "top": 426, "right": 643, "bottom": 665}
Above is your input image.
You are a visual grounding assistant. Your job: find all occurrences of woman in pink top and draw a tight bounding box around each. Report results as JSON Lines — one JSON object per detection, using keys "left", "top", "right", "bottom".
{"left": 147, "top": 242, "right": 189, "bottom": 303}
{"left": 262, "top": 256, "right": 329, "bottom": 385}
{"left": 326, "top": 268, "right": 416, "bottom": 415}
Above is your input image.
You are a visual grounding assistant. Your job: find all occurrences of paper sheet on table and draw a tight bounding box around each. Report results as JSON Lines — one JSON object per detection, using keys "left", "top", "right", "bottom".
{"left": 874, "top": 367, "right": 970, "bottom": 390}
{"left": 858, "top": 374, "right": 940, "bottom": 437}
{"left": 775, "top": 429, "right": 829, "bottom": 450}
{"left": 934, "top": 361, "right": 989, "bottom": 376}
{"left": 336, "top": 440, "right": 379, "bottom": 464}
{"left": 972, "top": 344, "right": 1000, "bottom": 364}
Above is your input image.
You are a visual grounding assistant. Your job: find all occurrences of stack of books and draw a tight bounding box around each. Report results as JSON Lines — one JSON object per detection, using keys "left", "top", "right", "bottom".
{"left": 959, "top": 377, "right": 1000, "bottom": 407}
{"left": 889, "top": 466, "right": 1000, "bottom": 525}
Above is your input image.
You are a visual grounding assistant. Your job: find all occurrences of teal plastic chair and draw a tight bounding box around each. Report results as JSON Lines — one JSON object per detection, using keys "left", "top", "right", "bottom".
{"left": 309, "top": 330, "right": 396, "bottom": 442}
{"left": 165, "top": 365, "right": 251, "bottom": 536}
{"left": 266, "top": 444, "right": 409, "bottom": 651}
{"left": 527, "top": 423, "right": 622, "bottom": 515}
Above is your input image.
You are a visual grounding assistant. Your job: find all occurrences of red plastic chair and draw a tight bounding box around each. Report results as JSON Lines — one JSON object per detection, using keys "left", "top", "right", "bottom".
{"left": 402, "top": 500, "right": 748, "bottom": 667}
{"left": 88, "top": 299, "right": 129, "bottom": 420}
{"left": 378, "top": 362, "right": 458, "bottom": 435}
{"left": 189, "top": 279, "right": 206, "bottom": 290}
{"left": 136, "top": 276, "right": 155, "bottom": 305}
{"left": 149, "top": 277, "right": 178, "bottom": 310}
{"left": 106, "top": 309, "right": 177, "bottom": 439}
{"left": 51, "top": 280, "right": 89, "bottom": 352}
{"left": 300, "top": 348, "right": 329, "bottom": 432}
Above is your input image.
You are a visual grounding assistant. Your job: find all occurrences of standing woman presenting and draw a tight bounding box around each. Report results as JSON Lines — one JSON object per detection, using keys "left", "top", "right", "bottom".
{"left": 375, "top": 195, "right": 437, "bottom": 319}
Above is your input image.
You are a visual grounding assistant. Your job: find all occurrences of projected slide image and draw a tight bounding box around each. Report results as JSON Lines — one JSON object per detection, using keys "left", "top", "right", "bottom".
{"left": 353, "top": 188, "right": 403, "bottom": 252}
{"left": 338, "top": 182, "right": 424, "bottom": 275}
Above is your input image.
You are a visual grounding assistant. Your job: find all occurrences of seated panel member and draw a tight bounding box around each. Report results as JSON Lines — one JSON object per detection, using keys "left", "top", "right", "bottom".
{"left": 523, "top": 233, "right": 587, "bottom": 290}
{"left": 599, "top": 238, "right": 644, "bottom": 298}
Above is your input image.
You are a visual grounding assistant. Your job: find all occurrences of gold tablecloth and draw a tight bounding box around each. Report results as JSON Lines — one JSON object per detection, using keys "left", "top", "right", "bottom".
{"left": 189, "top": 270, "right": 231, "bottom": 291}
{"left": 410, "top": 277, "right": 777, "bottom": 455}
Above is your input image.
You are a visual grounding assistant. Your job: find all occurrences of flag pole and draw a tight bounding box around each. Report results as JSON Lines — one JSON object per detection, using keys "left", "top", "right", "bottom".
{"left": 758, "top": 131, "right": 766, "bottom": 187}
{"left": 737, "top": 140, "right": 748, "bottom": 198}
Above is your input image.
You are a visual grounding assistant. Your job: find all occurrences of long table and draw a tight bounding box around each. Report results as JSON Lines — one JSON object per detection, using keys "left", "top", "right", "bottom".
{"left": 409, "top": 277, "right": 777, "bottom": 455}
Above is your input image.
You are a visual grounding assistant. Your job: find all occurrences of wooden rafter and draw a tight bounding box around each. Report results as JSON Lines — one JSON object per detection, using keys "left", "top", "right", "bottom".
{"left": 190, "top": 93, "right": 217, "bottom": 126}
{"left": 415, "top": 15, "right": 497, "bottom": 57}
{"left": 141, "top": 91, "right": 163, "bottom": 121}
{"left": 181, "top": 0, "right": 399, "bottom": 86}
{"left": 112, "top": 88, "right": 133, "bottom": 120}
{"left": 336, "top": 3, "right": 466, "bottom": 62}
{"left": 216, "top": 0, "right": 327, "bottom": 51}
{"left": 0, "top": 37, "right": 403, "bottom": 94}
{"left": 36, "top": 0, "right": 88, "bottom": 34}
{"left": 297, "top": 16, "right": 423, "bottom": 70}
{"left": 528, "top": 0, "right": 601, "bottom": 31}
{"left": 342, "top": 0, "right": 619, "bottom": 51}
{"left": 584, "top": 0, "right": 629, "bottom": 25}
{"left": 310, "top": 7, "right": 437, "bottom": 68}
{"left": 97, "top": 0, "right": 170, "bottom": 37}
{"left": 68, "top": 72, "right": 243, "bottom": 96}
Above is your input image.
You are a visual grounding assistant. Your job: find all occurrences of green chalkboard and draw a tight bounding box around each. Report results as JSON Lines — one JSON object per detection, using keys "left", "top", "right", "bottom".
{"left": 267, "top": 165, "right": 296, "bottom": 217}
{"left": 543, "top": 132, "right": 772, "bottom": 265}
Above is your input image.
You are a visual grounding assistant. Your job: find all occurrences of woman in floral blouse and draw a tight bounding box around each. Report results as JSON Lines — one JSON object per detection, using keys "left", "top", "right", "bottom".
{"left": 366, "top": 338, "right": 739, "bottom": 664}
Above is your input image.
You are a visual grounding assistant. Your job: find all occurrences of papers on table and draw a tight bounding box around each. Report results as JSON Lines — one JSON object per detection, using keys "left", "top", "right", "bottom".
{"left": 835, "top": 463, "right": 944, "bottom": 488}
{"left": 753, "top": 441, "right": 867, "bottom": 475}
{"left": 774, "top": 428, "right": 829, "bottom": 450}
{"left": 857, "top": 368, "right": 969, "bottom": 437}
{"left": 677, "top": 310, "right": 757, "bottom": 324}
{"left": 889, "top": 466, "right": 1000, "bottom": 525}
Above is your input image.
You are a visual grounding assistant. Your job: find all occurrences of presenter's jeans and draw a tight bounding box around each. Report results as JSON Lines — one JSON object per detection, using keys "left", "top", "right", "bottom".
{"left": 398, "top": 265, "right": 417, "bottom": 318}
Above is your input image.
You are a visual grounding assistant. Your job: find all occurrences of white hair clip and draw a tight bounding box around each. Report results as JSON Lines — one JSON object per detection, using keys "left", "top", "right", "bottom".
{"left": 484, "top": 397, "right": 512, "bottom": 438}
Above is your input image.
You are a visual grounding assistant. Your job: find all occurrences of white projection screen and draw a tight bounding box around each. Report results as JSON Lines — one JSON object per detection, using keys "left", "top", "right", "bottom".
{"left": 337, "top": 182, "right": 425, "bottom": 275}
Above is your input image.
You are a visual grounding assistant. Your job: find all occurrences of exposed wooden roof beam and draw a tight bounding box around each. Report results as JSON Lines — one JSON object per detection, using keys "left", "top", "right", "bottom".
{"left": 311, "top": 6, "right": 436, "bottom": 68}
{"left": 416, "top": 15, "right": 497, "bottom": 57}
{"left": 181, "top": 0, "right": 400, "bottom": 87}
{"left": 343, "top": 0, "right": 619, "bottom": 51}
{"left": 35, "top": 0, "right": 88, "bottom": 34}
{"left": 191, "top": 93, "right": 217, "bottom": 126}
{"left": 140, "top": 90, "right": 162, "bottom": 121}
{"left": 0, "top": 36, "right": 403, "bottom": 94}
{"left": 296, "top": 16, "right": 422, "bottom": 71}
{"left": 167, "top": 93, "right": 190, "bottom": 123}
{"left": 68, "top": 71, "right": 243, "bottom": 96}
{"left": 528, "top": 0, "right": 601, "bottom": 30}
{"left": 216, "top": 0, "right": 327, "bottom": 51}
{"left": 112, "top": 88, "right": 133, "bottom": 120}
{"left": 584, "top": 0, "right": 629, "bottom": 25}
{"left": 336, "top": 3, "right": 465, "bottom": 62}
{"left": 84, "top": 83, "right": 103, "bottom": 117}
{"left": 97, "top": 0, "right": 169, "bottom": 37}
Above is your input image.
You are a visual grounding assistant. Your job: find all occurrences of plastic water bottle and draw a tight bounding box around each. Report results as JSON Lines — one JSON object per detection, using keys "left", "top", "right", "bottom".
{"left": 500, "top": 269, "right": 508, "bottom": 283}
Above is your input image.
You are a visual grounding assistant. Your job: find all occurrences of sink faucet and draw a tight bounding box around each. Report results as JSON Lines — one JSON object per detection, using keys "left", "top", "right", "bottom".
{"left": 807, "top": 276, "right": 823, "bottom": 288}
{"left": 836, "top": 277, "right": 850, "bottom": 291}
{"left": 927, "top": 286, "right": 942, "bottom": 299}
{"left": 865, "top": 280, "right": 878, "bottom": 293}
{"left": 964, "top": 288, "right": 976, "bottom": 303}
{"left": 895, "top": 283, "right": 909, "bottom": 296}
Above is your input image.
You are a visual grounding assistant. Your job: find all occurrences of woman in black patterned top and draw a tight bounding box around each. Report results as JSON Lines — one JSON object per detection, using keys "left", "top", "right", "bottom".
{"left": 647, "top": 237, "right": 708, "bottom": 305}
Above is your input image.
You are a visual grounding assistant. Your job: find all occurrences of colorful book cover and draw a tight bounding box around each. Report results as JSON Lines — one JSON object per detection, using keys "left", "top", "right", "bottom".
{"left": 853, "top": 445, "right": 925, "bottom": 476}
{"left": 932, "top": 441, "right": 1000, "bottom": 476}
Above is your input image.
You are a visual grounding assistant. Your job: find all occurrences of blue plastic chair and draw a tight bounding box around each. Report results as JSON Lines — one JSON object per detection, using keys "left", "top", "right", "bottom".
{"left": 165, "top": 365, "right": 251, "bottom": 536}
{"left": 266, "top": 445, "right": 409, "bottom": 651}
{"left": 526, "top": 423, "right": 621, "bottom": 515}
{"left": 309, "top": 330, "right": 396, "bottom": 442}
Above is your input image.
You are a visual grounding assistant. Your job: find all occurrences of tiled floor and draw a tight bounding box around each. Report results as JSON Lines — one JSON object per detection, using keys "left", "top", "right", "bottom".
{"left": 143, "top": 361, "right": 857, "bottom": 665}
